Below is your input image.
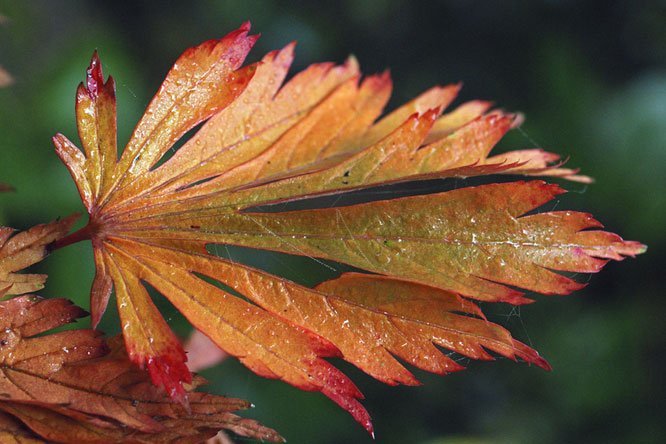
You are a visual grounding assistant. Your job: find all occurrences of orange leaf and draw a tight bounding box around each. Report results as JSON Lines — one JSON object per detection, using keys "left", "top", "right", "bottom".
{"left": 0, "top": 216, "right": 79, "bottom": 298}
{"left": 52, "top": 22, "right": 646, "bottom": 436}
{"left": 116, "top": 181, "right": 643, "bottom": 308}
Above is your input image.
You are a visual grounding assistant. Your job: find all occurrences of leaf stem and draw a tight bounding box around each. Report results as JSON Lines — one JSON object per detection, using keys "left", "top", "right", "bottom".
{"left": 50, "top": 221, "right": 96, "bottom": 251}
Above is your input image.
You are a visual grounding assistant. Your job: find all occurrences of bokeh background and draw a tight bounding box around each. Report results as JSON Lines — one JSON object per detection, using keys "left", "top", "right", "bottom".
{"left": 1, "top": 1, "right": 664, "bottom": 443}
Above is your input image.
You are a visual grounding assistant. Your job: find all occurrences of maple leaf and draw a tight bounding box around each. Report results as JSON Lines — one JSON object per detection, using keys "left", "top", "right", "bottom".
{"left": 0, "top": 410, "right": 55, "bottom": 444}
{"left": 0, "top": 296, "right": 283, "bottom": 443}
{"left": 0, "top": 216, "right": 79, "bottom": 298}
{"left": 51, "top": 23, "right": 645, "bottom": 435}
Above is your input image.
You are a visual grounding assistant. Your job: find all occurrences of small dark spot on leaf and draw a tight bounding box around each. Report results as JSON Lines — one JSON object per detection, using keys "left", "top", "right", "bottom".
{"left": 190, "top": 225, "right": 200, "bottom": 229}
{"left": 343, "top": 171, "right": 350, "bottom": 177}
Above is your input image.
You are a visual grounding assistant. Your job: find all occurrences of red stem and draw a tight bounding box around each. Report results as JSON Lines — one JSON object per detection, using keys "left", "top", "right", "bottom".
{"left": 50, "top": 222, "right": 97, "bottom": 251}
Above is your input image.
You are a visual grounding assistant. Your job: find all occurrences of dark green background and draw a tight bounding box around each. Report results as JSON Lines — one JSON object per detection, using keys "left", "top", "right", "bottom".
{"left": 1, "top": 1, "right": 664, "bottom": 443}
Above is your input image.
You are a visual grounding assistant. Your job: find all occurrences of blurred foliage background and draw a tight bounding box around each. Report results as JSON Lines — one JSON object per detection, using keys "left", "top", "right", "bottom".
{"left": 0, "top": 1, "right": 664, "bottom": 443}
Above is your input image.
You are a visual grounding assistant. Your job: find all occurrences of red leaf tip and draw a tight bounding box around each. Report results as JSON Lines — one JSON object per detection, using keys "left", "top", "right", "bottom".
{"left": 146, "top": 353, "right": 193, "bottom": 407}
{"left": 509, "top": 111, "right": 525, "bottom": 128}
{"left": 536, "top": 356, "right": 552, "bottom": 371}
{"left": 86, "top": 50, "right": 104, "bottom": 97}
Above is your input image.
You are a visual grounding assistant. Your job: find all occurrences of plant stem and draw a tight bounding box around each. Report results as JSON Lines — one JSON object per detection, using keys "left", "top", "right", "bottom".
{"left": 50, "top": 222, "right": 96, "bottom": 251}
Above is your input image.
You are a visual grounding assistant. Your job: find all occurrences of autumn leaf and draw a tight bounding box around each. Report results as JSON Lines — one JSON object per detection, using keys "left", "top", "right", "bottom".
{"left": 52, "top": 22, "right": 646, "bottom": 435}
{"left": 0, "top": 410, "right": 55, "bottom": 444}
{"left": 0, "top": 296, "right": 283, "bottom": 443}
{"left": 0, "top": 216, "right": 79, "bottom": 298}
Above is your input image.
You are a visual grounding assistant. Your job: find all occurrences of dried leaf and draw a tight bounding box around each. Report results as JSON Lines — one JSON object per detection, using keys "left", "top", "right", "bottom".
{"left": 52, "top": 22, "right": 646, "bottom": 435}
{"left": 0, "top": 297, "right": 282, "bottom": 443}
{"left": 0, "top": 402, "right": 283, "bottom": 444}
{"left": 0, "top": 410, "right": 55, "bottom": 444}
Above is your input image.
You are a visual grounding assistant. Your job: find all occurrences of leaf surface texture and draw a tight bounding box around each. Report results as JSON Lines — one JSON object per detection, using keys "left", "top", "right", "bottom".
{"left": 52, "top": 23, "right": 646, "bottom": 435}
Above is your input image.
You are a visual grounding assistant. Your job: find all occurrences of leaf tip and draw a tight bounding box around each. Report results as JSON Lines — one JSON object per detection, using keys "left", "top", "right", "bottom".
{"left": 621, "top": 241, "right": 647, "bottom": 258}
{"left": 508, "top": 111, "right": 525, "bottom": 129}
{"left": 86, "top": 50, "right": 104, "bottom": 97}
{"left": 637, "top": 243, "right": 648, "bottom": 254}
{"left": 512, "top": 339, "right": 552, "bottom": 371}
{"left": 146, "top": 352, "right": 193, "bottom": 407}
{"left": 239, "top": 20, "right": 252, "bottom": 32}
{"left": 367, "top": 422, "right": 376, "bottom": 439}
{"left": 536, "top": 356, "right": 552, "bottom": 371}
